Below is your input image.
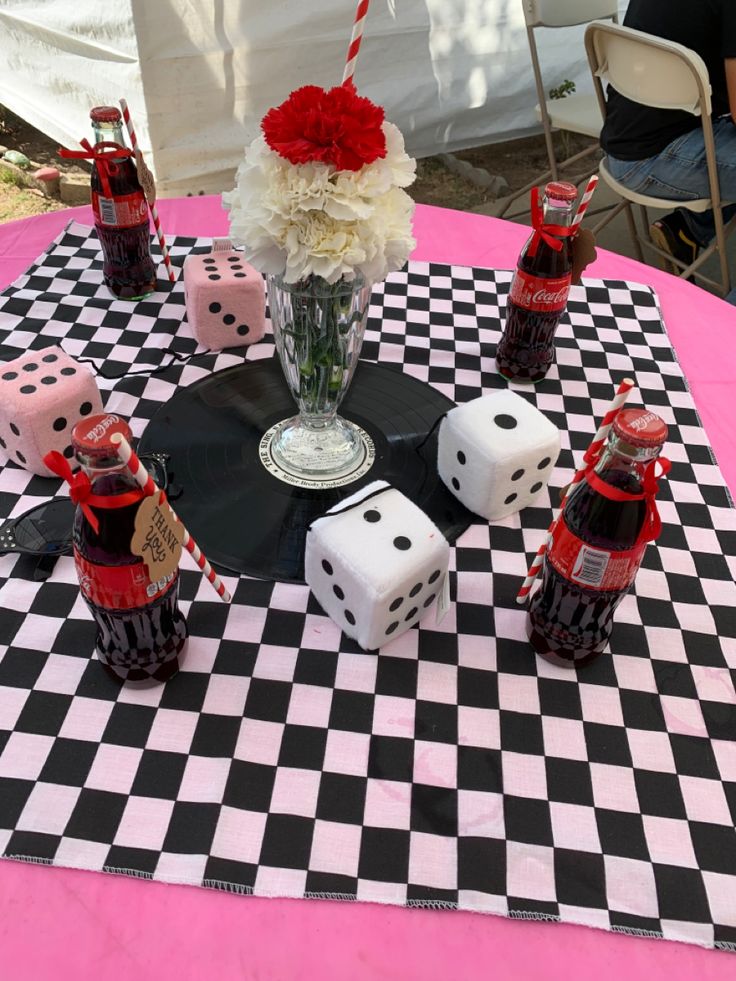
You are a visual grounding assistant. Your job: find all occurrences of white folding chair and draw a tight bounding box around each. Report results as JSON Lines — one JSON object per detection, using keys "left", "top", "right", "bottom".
{"left": 497, "top": 0, "right": 618, "bottom": 219}
{"left": 586, "top": 20, "right": 734, "bottom": 295}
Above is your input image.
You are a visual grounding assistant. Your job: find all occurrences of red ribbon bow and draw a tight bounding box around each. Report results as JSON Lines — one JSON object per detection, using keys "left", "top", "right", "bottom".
{"left": 44, "top": 450, "right": 100, "bottom": 534}
{"left": 584, "top": 457, "right": 672, "bottom": 545}
{"left": 58, "top": 139, "right": 133, "bottom": 198}
{"left": 527, "top": 186, "right": 573, "bottom": 258}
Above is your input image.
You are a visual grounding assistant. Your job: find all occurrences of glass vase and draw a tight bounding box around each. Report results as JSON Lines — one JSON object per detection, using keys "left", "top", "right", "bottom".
{"left": 267, "top": 273, "right": 373, "bottom": 480}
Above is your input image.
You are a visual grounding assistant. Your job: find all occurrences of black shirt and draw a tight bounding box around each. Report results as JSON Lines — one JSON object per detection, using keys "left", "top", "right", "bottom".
{"left": 600, "top": 0, "right": 736, "bottom": 160}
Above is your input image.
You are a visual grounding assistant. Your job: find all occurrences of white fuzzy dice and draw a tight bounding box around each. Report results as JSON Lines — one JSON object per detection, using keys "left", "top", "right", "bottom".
{"left": 0, "top": 346, "right": 103, "bottom": 476}
{"left": 438, "top": 390, "right": 560, "bottom": 520}
{"left": 305, "top": 481, "right": 450, "bottom": 651}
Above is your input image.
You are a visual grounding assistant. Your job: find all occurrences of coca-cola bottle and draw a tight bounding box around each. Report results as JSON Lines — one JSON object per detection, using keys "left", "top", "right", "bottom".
{"left": 89, "top": 106, "right": 156, "bottom": 300}
{"left": 527, "top": 408, "right": 669, "bottom": 667}
{"left": 71, "top": 413, "right": 188, "bottom": 683}
{"left": 496, "top": 182, "right": 576, "bottom": 383}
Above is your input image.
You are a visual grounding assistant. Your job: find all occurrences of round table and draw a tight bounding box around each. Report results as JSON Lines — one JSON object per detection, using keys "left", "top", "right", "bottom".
{"left": 0, "top": 199, "right": 734, "bottom": 980}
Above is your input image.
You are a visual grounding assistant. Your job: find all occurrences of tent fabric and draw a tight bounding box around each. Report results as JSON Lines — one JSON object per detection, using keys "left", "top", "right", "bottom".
{"left": 0, "top": 1, "right": 628, "bottom": 197}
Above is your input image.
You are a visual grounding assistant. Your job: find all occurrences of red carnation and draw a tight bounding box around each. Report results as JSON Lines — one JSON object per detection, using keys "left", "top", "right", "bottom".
{"left": 262, "top": 83, "right": 386, "bottom": 172}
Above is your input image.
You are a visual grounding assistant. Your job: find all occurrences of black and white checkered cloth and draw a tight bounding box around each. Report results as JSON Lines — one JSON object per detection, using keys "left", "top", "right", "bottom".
{"left": 0, "top": 221, "right": 735, "bottom": 951}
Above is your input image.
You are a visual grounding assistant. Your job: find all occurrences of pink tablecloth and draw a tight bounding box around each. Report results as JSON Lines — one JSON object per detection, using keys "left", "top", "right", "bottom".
{"left": 0, "top": 200, "right": 734, "bottom": 980}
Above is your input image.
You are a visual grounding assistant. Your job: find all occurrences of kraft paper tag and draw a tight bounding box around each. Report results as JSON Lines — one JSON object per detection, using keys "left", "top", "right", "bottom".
{"left": 131, "top": 496, "right": 184, "bottom": 582}
{"left": 571, "top": 228, "right": 597, "bottom": 285}
{"left": 436, "top": 570, "right": 451, "bottom": 625}
{"left": 135, "top": 149, "right": 157, "bottom": 206}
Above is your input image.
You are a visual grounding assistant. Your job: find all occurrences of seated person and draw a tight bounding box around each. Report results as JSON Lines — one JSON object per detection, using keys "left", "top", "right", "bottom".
{"left": 600, "top": 0, "right": 736, "bottom": 270}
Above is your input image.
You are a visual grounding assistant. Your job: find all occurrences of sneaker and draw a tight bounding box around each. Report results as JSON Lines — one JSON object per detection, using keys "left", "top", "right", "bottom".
{"left": 650, "top": 210, "right": 700, "bottom": 277}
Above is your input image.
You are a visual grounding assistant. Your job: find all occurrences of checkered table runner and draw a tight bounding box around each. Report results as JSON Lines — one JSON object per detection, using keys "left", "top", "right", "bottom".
{"left": 0, "top": 221, "right": 735, "bottom": 951}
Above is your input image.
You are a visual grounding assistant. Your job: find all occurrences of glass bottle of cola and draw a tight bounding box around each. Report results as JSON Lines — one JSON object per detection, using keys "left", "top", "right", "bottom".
{"left": 527, "top": 408, "right": 669, "bottom": 668}
{"left": 89, "top": 106, "right": 156, "bottom": 300}
{"left": 496, "top": 181, "right": 577, "bottom": 383}
{"left": 71, "top": 413, "right": 188, "bottom": 684}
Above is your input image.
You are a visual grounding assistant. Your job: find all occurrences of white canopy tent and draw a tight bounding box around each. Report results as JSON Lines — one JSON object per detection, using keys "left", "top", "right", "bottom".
{"left": 0, "top": 0, "right": 627, "bottom": 197}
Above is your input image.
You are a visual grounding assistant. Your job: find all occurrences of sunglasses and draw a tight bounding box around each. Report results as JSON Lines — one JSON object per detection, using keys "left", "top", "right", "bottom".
{"left": 0, "top": 452, "right": 179, "bottom": 581}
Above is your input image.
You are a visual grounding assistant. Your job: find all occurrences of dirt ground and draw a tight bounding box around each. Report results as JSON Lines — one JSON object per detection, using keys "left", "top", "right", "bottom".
{"left": 0, "top": 106, "right": 594, "bottom": 223}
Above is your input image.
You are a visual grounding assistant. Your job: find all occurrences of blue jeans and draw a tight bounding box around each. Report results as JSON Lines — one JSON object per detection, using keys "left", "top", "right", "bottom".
{"left": 606, "top": 117, "right": 736, "bottom": 247}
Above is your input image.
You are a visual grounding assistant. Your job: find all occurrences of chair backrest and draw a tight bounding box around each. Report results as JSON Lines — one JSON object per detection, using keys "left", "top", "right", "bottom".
{"left": 523, "top": 0, "right": 618, "bottom": 29}
{"left": 585, "top": 21, "right": 712, "bottom": 118}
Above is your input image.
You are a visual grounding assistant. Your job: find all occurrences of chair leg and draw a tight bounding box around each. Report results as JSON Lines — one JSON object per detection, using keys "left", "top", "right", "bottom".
{"left": 638, "top": 205, "right": 651, "bottom": 240}
{"left": 624, "top": 202, "right": 645, "bottom": 263}
{"left": 543, "top": 127, "right": 559, "bottom": 182}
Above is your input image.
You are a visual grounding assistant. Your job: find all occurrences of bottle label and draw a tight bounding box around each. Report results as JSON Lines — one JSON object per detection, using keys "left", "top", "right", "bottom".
{"left": 74, "top": 548, "right": 174, "bottom": 610}
{"left": 509, "top": 269, "right": 572, "bottom": 313}
{"left": 547, "top": 519, "right": 647, "bottom": 592}
{"left": 92, "top": 191, "right": 149, "bottom": 229}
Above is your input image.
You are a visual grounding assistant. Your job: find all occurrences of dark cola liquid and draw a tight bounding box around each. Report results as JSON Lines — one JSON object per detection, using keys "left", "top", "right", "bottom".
{"left": 496, "top": 235, "right": 573, "bottom": 384}
{"left": 91, "top": 158, "right": 156, "bottom": 300}
{"left": 527, "top": 468, "right": 646, "bottom": 666}
{"left": 73, "top": 470, "right": 187, "bottom": 684}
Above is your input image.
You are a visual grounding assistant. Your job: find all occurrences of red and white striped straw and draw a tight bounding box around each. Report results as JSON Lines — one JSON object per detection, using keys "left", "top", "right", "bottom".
{"left": 570, "top": 174, "right": 599, "bottom": 235}
{"left": 516, "top": 377, "right": 635, "bottom": 605}
{"left": 110, "top": 432, "right": 232, "bottom": 604}
{"left": 342, "top": 0, "right": 371, "bottom": 85}
{"left": 119, "top": 99, "right": 176, "bottom": 284}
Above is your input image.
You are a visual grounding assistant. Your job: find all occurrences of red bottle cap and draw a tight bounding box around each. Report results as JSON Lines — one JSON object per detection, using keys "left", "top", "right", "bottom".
{"left": 544, "top": 181, "right": 577, "bottom": 202}
{"left": 72, "top": 413, "right": 132, "bottom": 459}
{"left": 90, "top": 106, "right": 122, "bottom": 123}
{"left": 612, "top": 408, "right": 668, "bottom": 447}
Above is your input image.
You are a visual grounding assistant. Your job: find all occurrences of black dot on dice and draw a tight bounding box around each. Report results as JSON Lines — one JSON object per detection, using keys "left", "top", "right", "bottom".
{"left": 231, "top": 265, "right": 243, "bottom": 271}
{"left": 23, "top": 363, "right": 38, "bottom": 372}
{"left": 321, "top": 559, "right": 333, "bottom": 576}
{"left": 53, "top": 417, "right": 67, "bottom": 432}
{"left": 79, "top": 402, "right": 93, "bottom": 416}
{"left": 237, "top": 324, "right": 250, "bottom": 336}
{"left": 494, "top": 413, "right": 517, "bottom": 430}
{"left": 60, "top": 367, "right": 76, "bottom": 376}
{"left": 405, "top": 607, "right": 418, "bottom": 621}
{"left": 10, "top": 423, "right": 19, "bottom": 436}
{"left": 16, "top": 451, "right": 25, "bottom": 464}
{"left": 227, "top": 256, "right": 239, "bottom": 262}
{"left": 512, "top": 468, "right": 524, "bottom": 481}
{"left": 428, "top": 569, "right": 441, "bottom": 584}
{"left": 393, "top": 536, "right": 411, "bottom": 550}
{"left": 531, "top": 482, "right": 543, "bottom": 494}
{"left": 386, "top": 621, "right": 399, "bottom": 635}
{"left": 204, "top": 257, "right": 216, "bottom": 265}
{"left": 2, "top": 371, "right": 17, "bottom": 381}
{"left": 409, "top": 582, "right": 422, "bottom": 598}
{"left": 423, "top": 593, "right": 436, "bottom": 608}
{"left": 234, "top": 272, "right": 246, "bottom": 278}
{"left": 209, "top": 302, "right": 222, "bottom": 313}
{"left": 208, "top": 274, "right": 221, "bottom": 280}
{"left": 345, "top": 609, "right": 356, "bottom": 626}
{"left": 333, "top": 584, "right": 345, "bottom": 600}
{"left": 63, "top": 445, "right": 74, "bottom": 459}
{"left": 20, "top": 385, "right": 35, "bottom": 394}
{"left": 42, "top": 353, "right": 58, "bottom": 363}
{"left": 389, "top": 596, "right": 403, "bottom": 612}
{"left": 41, "top": 376, "right": 56, "bottom": 386}
{"left": 223, "top": 314, "right": 235, "bottom": 325}
{"left": 504, "top": 492, "right": 517, "bottom": 505}
{"left": 363, "top": 509, "right": 381, "bottom": 523}
{"left": 537, "top": 457, "right": 551, "bottom": 469}
{"left": 451, "top": 477, "right": 460, "bottom": 491}
{"left": 457, "top": 450, "right": 466, "bottom": 465}
{"left": 0, "top": 436, "right": 5, "bottom": 449}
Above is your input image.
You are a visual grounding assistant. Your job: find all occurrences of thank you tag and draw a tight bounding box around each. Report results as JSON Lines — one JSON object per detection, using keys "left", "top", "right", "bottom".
{"left": 135, "top": 149, "right": 157, "bottom": 206}
{"left": 436, "top": 570, "right": 451, "bottom": 625}
{"left": 131, "top": 496, "right": 184, "bottom": 581}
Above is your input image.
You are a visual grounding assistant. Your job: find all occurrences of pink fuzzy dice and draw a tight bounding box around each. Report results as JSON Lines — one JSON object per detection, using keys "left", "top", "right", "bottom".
{"left": 183, "top": 249, "right": 266, "bottom": 350}
{"left": 0, "top": 346, "right": 103, "bottom": 476}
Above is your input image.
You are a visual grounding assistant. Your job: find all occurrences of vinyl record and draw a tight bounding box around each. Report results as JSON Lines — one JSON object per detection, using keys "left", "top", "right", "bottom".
{"left": 139, "top": 359, "right": 474, "bottom": 583}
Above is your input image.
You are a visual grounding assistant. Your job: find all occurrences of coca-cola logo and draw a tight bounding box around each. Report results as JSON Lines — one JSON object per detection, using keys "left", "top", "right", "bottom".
{"left": 532, "top": 286, "right": 569, "bottom": 306}
{"left": 85, "top": 413, "right": 120, "bottom": 443}
{"left": 629, "top": 411, "right": 658, "bottom": 432}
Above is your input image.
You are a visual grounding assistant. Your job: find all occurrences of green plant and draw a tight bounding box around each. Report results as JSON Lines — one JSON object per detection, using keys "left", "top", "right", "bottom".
{"left": 549, "top": 79, "right": 576, "bottom": 100}
{"left": 0, "top": 166, "right": 25, "bottom": 188}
